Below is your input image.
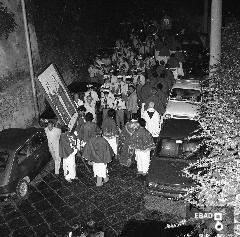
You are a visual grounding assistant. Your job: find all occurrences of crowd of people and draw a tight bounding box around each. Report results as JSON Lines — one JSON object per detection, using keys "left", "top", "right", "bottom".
{"left": 45, "top": 24, "right": 188, "bottom": 187}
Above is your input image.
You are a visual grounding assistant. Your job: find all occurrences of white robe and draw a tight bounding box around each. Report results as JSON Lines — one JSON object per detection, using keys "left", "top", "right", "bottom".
{"left": 63, "top": 149, "right": 77, "bottom": 180}
{"left": 135, "top": 149, "right": 151, "bottom": 174}
{"left": 142, "top": 109, "right": 161, "bottom": 138}
{"left": 84, "top": 90, "right": 99, "bottom": 105}
{"left": 84, "top": 102, "right": 96, "bottom": 122}
{"left": 44, "top": 127, "right": 61, "bottom": 174}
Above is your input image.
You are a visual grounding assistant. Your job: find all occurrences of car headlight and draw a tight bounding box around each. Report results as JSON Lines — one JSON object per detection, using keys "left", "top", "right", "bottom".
{"left": 164, "top": 114, "right": 172, "bottom": 119}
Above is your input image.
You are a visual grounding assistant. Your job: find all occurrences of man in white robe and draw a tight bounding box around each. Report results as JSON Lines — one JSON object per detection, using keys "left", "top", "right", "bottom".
{"left": 44, "top": 121, "right": 61, "bottom": 175}
{"left": 84, "top": 96, "right": 96, "bottom": 122}
{"left": 142, "top": 102, "right": 162, "bottom": 144}
{"left": 84, "top": 85, "right": 99, "bottom": 106}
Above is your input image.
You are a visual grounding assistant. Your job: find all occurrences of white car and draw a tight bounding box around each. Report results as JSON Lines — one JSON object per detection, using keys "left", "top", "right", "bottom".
{"left": 164, "top": 79, "right": 202, "bottom": 120}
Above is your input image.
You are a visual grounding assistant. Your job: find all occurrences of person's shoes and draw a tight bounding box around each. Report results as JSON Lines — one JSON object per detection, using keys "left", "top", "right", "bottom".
{"left": 103, "top": 176, "right": 109, "bottom": 183}
{"left": 66, "top": 179, "right": 72, "bottom": 183}
{"left": 96, "top": 182, "right": 103, "bottom": 187}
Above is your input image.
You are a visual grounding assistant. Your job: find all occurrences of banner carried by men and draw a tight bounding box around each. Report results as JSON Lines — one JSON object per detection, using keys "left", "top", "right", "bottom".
{"left": 37, "top": 64, "right": 78, "bottom": 130}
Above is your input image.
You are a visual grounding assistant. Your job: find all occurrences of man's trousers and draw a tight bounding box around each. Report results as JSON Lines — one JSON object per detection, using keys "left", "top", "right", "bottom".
{"left": 49, "top": 146, "right": 61, "bottom": 175}
{"left": 63, "top": 152, "right": 76, "bottom": 181}
{"left": 116, "top": 109, "right": 125, "bottom": 129}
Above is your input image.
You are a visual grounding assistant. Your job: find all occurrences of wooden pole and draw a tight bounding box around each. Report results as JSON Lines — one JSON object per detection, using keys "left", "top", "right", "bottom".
{"left": 21, "top": 0, "right": 39, "bottom": 119}
{"left": 209, "top": 0, "right": 222, "bottom": 76}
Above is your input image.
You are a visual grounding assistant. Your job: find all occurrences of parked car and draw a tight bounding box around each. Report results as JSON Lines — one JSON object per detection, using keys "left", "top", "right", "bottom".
{"left": 39, "top": 81, "right": 101, "bottom": 127}
{"left": 164, "top": 79, "right": 202, "bottom": 120}
{"left": 0, "top": 127, "right": 51, "bottom": 198}
{"left": 147, "top": 118, "right": 205, "bottom": 199}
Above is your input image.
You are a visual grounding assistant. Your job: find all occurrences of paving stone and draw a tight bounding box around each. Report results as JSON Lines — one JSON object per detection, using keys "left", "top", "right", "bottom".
{"left": 56, "top": 187, "right": 73, "bottom": 198}
{"left": 43, "top": 173, "right": 56, "bottom": 183}
{"left": 47, "top": 195, "right": 66, "bottom": 209}
{"left": 77, "top": 189, "right": 97, "bottom": 201}
{"left": 48, "top": 180, "right": 64, "bottom": 190}
{"left": 33, "top": 199, "right": 52, "bottom": 213}
{"left": 17, "top": 200, "right": 35, "bottom": 213}
{"left": 28, "top": 192, "right": 45, "bottom": 203}
{"left": 57, "top": 205, "right": 79, "bottom": 220}
{"left": 4, "top": 210, "right": 22, "bottom": 222}
{"left": 35, "top": 181, "right": 49, "bottom": 191}
{"left": 0, "top": 223, "right": 11, "bottom": 236}
{"left": 33, "top": 222, "right": 51, "bottom": 236}
{"left": 1, "top": 203, "right": 16, "bottom": 215}
{"left": 42, "top": 209, "right": 64, "bottom": 224}
{"left": 23, "top": 210, "right": 45, "bottom": 226}
{"left": 0, "top": 215, "right": 5, "bottom": 224}
{"left": 49, "top": 221, "right": 71, "bottom": 236}
{"left": 63, "top": 195, "right": 81, "bottom": 206}
{"left": 7, "top": 217, "right": 28, "bottom": 230}
{"left": 41, "top": 188, "right": 57, "bottom": 198}
{"left": 11, "top": 226, "right": 36, "bottom": 237}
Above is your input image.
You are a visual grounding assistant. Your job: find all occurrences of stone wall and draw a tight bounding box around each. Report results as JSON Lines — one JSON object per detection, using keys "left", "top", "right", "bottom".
{"left": 0, "top": 77, "right": 45, "bottom": 131}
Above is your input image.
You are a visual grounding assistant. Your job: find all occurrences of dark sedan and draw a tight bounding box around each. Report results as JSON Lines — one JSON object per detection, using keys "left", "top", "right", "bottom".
{"left": 39, "top": 81, "right": 101, "bottom": 127}
{"left": 0, "top": 128, "right": 51, "bottom": 198}
{"left": 147, "top": 119, "right": 205, "bottom": 199}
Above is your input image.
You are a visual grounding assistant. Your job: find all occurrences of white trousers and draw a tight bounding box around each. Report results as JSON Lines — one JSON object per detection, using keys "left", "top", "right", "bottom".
{"left": 63, "top": 152, "right": 76, "bottom": 180}
{"left": 49, "top": 145, "right": 61, "bottom": 175}
{"left": 135, "top": 149, "right": 151, "bottom": 174}
{"left": 93, "top": 163, "right": 107, "bottom": 178}
{"left": 103, "top": 136, "right": 117, "bottom": 155}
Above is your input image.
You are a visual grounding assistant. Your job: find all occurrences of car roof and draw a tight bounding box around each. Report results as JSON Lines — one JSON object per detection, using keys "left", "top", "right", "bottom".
{"left": 172, "top": 80, "right": 201, "bottom": 91}
{"left": 159, "top": 119, "right": 202, "bottom": 139}
{"left": 0, "top": 127, "right": 44, "bottom": 152}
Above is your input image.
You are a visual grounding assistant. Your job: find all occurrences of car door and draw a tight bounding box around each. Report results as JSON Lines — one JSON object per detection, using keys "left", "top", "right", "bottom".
{"left": 30, "top": 131, "right": 51, "bottom": 176}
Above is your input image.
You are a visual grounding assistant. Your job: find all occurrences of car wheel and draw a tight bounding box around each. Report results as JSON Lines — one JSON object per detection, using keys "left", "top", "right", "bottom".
{"left": 16, "top": 179, "right": 29, "bottom": 199}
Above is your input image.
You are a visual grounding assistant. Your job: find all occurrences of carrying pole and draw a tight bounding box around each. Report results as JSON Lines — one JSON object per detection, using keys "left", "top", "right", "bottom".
{"left": 21, "top": 0, "right": 39, "bottom": 119}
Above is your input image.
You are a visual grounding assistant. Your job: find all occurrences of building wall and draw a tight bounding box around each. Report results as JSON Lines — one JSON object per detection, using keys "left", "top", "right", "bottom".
{"left": 0, "top": 78, "right": 45, "bottom": 131}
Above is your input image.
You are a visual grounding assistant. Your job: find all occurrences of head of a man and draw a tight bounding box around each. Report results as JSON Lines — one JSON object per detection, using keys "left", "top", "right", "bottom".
{"left": 78, "top": 105, "right": 86, "bottom": 116}
{"left": 148, "top": 101, "right": 155, "bottom": 109}
{"left": 47, "top": 121, "right": 54, "bottom": 131}
{"left": 107, "top": 108, "right": 116, "bottom": 118}
{"left": 128, "top": 85, "right": 135, "bottom": 94}
{"left": 73, "top": 93, "right": 79, "bottom": 101}
{"left": 151, "top": 87, "right": 158, "bottom": 95}
{"left": 85, "top": 112, "right": 94, "bottom": 122}
{"left": 86, "top": 95, "right": 93, "bottom": 104}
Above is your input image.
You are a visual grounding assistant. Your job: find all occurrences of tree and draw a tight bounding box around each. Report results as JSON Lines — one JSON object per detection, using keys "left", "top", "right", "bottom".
{"left": 183, "top": 20, "right": 240, "bottom": 235}
{"left": 0, "top": 0, "right": 40, "bottom": 83}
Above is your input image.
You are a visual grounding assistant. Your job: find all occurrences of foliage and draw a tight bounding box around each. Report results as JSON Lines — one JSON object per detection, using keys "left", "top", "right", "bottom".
{"left": 183, "top": 20, "right": 240, "bottom": 235}
{"left": 0, "top": 2, "right": 16, "bottom": 39}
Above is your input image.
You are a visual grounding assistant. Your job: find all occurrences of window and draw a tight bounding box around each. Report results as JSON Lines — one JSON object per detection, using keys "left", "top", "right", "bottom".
{"left": 0, "top": 151, "right": 9, "bottom": 171}
{"left": 16, "top": 132, "right": 46, "bottom": 164}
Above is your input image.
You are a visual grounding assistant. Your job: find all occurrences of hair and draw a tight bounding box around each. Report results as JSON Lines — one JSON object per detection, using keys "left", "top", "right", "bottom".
{"left": 85, "top": 112, "right": 94, "bottom": 122}
{"left": 157, "top": 83, "right": 163, "bottom": 90}
{"left": 47, "top": 121, "right": 54, "bottom": 126}
{"left": 61, "top": 125, "right": 69, "bottom": 133}
{"left": 129, "top": 84, "right": 135, "bottom": 90}
{"left": 138, "top": 118, "right": 146, "bottom": 127}
{"left": 160, "top": 60, "right": 165, "bottom": 66}
{"left": 107, "top": 108, "right": 116, "bottom": 118}
{"left": 170, "top": 53, "right": 175, "bottom": 57}
{"left": 131, "top": 113, "right": 138, "bottom": 120}
{"left": 78, "top": 105, "right": 86, "bottom": 112}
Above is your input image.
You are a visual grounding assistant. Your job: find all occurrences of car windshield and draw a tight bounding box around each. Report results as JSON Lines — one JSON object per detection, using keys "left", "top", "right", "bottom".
{"left": 170, "top": 88, "right": 201, "bottom": 102}
{"left": 0, "top": 151, "right": 9, "bottom": 170}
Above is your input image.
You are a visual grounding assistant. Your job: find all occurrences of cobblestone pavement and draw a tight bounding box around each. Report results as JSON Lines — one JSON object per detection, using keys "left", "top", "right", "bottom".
{"left": 0, "top": 159, "right": 146, "bottom": 237}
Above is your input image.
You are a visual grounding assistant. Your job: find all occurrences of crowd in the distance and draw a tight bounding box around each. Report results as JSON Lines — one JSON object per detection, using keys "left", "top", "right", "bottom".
{"left": 45, "top": 21, "right": 187, "bottom": 187}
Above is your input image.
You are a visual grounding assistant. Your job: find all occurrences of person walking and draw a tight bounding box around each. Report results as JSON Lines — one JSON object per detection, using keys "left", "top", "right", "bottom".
{"left": 59, "top": 126, "right": 78, "bottom": 182}
{"left": 130, "top": 118, "right": 155, "bottom": 180}
{"left": 82, "top": 130, "right": 114, "bottom": 187}
{"left": 44, "top": 121, "right": 61, "bottom": 175}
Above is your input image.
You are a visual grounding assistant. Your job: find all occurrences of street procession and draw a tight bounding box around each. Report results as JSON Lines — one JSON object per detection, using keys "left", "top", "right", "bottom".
{"left": 43, "top": 16, "right": 202, "bottom": 188}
